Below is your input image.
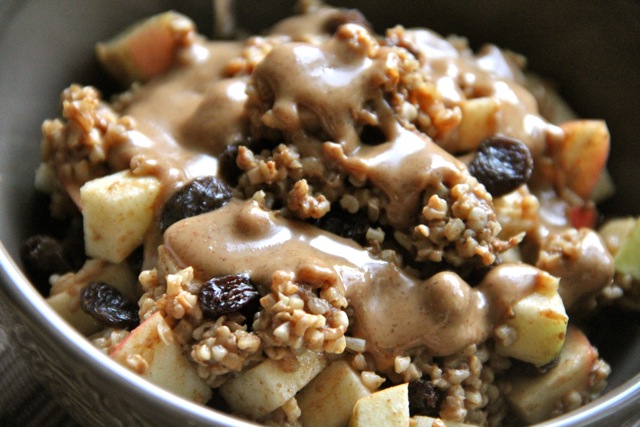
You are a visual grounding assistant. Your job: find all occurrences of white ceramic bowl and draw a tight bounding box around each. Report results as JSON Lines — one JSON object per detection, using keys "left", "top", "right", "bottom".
{"left": 1, "top": 1, "right": 639, "bottom": 425}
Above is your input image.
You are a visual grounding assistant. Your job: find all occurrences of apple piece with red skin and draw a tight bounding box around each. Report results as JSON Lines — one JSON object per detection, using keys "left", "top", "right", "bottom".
{"left": 96, "top": 11, "right": 195, "bottom": 85}
{"left": 556, "top": 120, "right": 610, "bottom": 200}
{"left": 110, "top": 311, "right": 212, "bottom": 404}
{"left": 567, "top": 205, "right": 598, "bottom": 229}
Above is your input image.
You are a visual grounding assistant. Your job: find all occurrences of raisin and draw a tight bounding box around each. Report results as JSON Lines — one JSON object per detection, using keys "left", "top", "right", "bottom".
{"left": 160, "top": 176, "right": 232, "bottom": 232}
{"left": 310, "top": 207, "right": 370, "bottom": 245}
{"left": 198, "top": 274, "right": 260, "bottom": 319}
{"left": 359, "top": 124, "right": 387, "bottom": 145}
{"left": 217, "top": 144, "right": 242, "bottom": 186}
{"left": 20, "top": 235, "right": 73, "bottom": 293}
{"left": 408, "top": 379, "right": 441, "bottom": 417}
{"left": 80, "top": 281, "right": 139, "bottom": 330}
{"left": 468, "top": 135, "right": 533, "bottom": 197}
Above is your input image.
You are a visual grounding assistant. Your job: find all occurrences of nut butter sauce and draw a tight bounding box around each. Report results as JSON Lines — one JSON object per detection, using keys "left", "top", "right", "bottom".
{"left": 108, "top": 8, "right": 578, "bottom": 376}
{"left": 164, "top": 198, "right": 548, "bottom": 373}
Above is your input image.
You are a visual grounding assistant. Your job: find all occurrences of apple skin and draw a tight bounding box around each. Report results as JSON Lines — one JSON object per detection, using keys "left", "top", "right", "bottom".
{"left": 80, "top": 170, "right": 161, "bottom": 264}
{"left": 110, "top": 311, "right": 212, "bottom": 404}
{"left": 611, "top": 218, "right": 640, "bottom": 281}
{"left": 96, "top": 11, "right": 195, "bottom": 85}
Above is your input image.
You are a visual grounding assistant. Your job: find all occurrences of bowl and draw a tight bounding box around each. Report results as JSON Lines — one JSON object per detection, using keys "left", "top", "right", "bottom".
{"left": 1, "top": 0, "right": 639, "bottom": 425}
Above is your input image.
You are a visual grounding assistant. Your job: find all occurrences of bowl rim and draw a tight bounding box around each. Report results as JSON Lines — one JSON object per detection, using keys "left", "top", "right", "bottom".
{"left": 2, "top": 240, "right": 640, "bottom": 426}
{"left": 0, "top": 0, "right": 639, "bottom": 424}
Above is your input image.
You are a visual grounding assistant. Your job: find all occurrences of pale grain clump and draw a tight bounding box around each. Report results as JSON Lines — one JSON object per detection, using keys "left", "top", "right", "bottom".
{"left": 191, "top": 313, "right": 263, "bottom": 388}
{"left": 253, "top": 269, "right": 348, "bottom": 359}
{"left": 409, "top": 178, "right": 506, "bottom": 266}
{"left": 38, "top": 84, "right": 134, "bottom": 217}
{"left": 399, "top": 343, "right": 510, "bottom": 426}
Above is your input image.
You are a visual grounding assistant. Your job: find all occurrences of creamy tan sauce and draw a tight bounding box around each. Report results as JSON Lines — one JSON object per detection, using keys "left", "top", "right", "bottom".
{"left": 103, "top": 9, "right": 607, "bottom": 372}
{"left": 164, "top": 199, "right": 546, "bottom": 366}
{"left": 397, "top": 28, "right": 558, "bottom": 157}
{"left": 109, "top": 41, "right": 244, "bottom": 194}
{"left": 331, "top": 125, "right": 465, "bottom": 229}
{"left": 110, "top": 12, "right": 553, "bottom": 216}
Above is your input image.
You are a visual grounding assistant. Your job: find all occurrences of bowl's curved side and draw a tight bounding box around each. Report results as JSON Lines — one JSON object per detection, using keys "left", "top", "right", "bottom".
{"left": 0, "top": 1, "right": 639, "bottom": 426}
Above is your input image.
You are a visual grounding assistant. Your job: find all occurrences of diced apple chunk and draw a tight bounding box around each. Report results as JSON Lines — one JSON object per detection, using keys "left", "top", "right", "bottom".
{"left": 297, "top": 360, "right": 373, "bottom": 427}
{"left": 557, "top": 120, "right": 610, "bottom": 200}
{"left": 495, "top": 273, "right": 568, "bottom": 367}
{"left": 80, "top": 170, "right": 161, "bottom": 263}
{"left": 505, "top": 326, "right": 603, "bottom": 424}
{"left": 47, "top": 289, "right": 103, "bottom": 335}
{"left": 412, "top": 415, "right": 476, "bottom": 427}
{"left": 610, "top": 218, "right": 640, "bottom": 281}
{"left": 110, "top": 312, "right": 212, "bottom": 404}
{"left": 349, "top": 383, "right": 409, "bottom": 427}
{"left": 47, "top": 259, "right": 139, "bottom": 335}
{"left": 96, "top": 11, "right": 195, "bottom": 85}
{"left": 219, "top": 350, "right": 326, "bottom": 419}
{"left": 456, "top": 97, "right": 500, "bottom": 152}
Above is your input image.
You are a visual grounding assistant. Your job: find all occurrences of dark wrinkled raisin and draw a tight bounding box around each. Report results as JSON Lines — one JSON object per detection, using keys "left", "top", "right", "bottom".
{"left": 198, "top": 274, "right": 260, "bottom": 319}
{"left": 80, "top": 281, "right": 139, "bottom": 330}
{"left": 359, "top": 124, "right": 387, "bottom": 145}
{"left": 217, "top": 144, "right": 242, "bottom": 186}
{"left": 408, "top": 379, "right": 441, "bottom": 417}
{"left": 20, "top": 235, "right": 73, "bottom": 293}
{"left": 468, "top": 136, "right": 533, "bottom": 197}
{"left": 310, "top": 207, "right": 370, "bottom": 245}
{"left": 160, "top": 176, "right": 232, "bottom": 232}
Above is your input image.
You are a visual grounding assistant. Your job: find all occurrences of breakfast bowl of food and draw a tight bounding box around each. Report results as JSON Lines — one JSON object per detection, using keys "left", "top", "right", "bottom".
{"left": 1, "top": 0, "right": 639, "bottom": 425}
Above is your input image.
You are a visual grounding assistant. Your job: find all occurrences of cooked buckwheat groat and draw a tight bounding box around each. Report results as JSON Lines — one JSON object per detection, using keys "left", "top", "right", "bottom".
{"left": 25, "top": 2, "right": 636, "bottom": 426}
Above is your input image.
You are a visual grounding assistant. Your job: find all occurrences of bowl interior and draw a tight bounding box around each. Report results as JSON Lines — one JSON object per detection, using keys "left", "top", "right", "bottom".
{"left": 1, "top": 0, "right": 639, "bottom": 425}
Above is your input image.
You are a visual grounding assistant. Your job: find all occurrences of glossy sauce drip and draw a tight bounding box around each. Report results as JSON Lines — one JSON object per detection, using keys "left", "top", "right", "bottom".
{"left": 248, "top": 25, "right": 487, "bottom": 231}
{"left": 105, "top": 11, "right": 572, "bottom": 367}
{"left": 249, "top": 33, "right": 386, "bottom": 154}
{"left": 331, "top": 125, "right": 465, "bottom": 229}
{"left": 108, "top": 40, "right": 244, "bottom": 194}
{"left": 397, "top": 28, "right": 559, "bottom": 157}
{"left": 164, "top": 199, "right": 546, "bottom": 369}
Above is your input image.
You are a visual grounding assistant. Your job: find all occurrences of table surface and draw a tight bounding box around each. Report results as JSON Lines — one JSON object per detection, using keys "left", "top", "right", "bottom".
{"left": 0, "top": 312, "right": 78, "bottom": 427}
